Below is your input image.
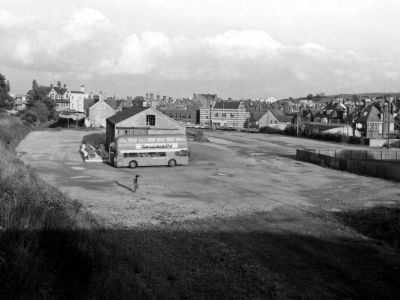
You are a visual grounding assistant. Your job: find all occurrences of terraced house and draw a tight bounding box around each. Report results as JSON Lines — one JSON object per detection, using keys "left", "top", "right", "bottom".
{"left": 199, "top": 101, "right": 250, "bottom": 129}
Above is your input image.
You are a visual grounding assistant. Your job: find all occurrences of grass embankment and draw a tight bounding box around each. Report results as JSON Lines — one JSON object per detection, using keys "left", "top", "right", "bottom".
{"left": 336, "top": 205, "right": 400, "bottom": 251}
{"left": 0, "top": 114, "right": 149, "bottom": 299}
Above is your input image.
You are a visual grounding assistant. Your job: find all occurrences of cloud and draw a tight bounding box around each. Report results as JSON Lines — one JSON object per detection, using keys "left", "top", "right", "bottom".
{"left": 203, "top": 30, "right": 282, "bottom": 59}
{"left": 2, "top": 7, "right": 400, "bottom": 97}
{"left": 0, "top": 10, "right": 17, "bottom": 27}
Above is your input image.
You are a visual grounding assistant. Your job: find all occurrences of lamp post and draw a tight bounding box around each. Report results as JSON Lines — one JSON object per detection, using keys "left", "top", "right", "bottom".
{"left": 386, "top": 99, "right": 391, "bottom": 149}
{"left": 209, "top": 104, "right": 212, "bottom": 129}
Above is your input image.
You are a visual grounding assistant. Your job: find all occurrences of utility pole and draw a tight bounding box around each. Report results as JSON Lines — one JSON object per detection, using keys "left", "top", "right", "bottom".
{"left": 387, "top": 99, "right": 391, "bottom": 149}
{"left": 209, "top": 103, "right": 212, "bottom": 129}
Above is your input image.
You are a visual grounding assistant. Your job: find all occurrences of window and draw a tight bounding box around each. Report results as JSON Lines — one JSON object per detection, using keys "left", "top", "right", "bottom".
{"left": 222, "top": 113, "right": 226, "bottom": 117}
{"left": 230, "top": 113, "right": 235, "bottom": 118}
{"left": 205, "top": 116, "right": 209, "bottom": 119}
{"left": 146, "top": 115, "right": 156, "bottom": 126}
{"left": 215, "top": 113, "right": 219, "bottom": 117}
{"left": 175, "top": 150, "right": 188, "bottom": 156}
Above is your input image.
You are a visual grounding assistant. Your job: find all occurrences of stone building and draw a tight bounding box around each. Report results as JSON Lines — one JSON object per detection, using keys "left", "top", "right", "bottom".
{"left": 106, "top": 107, "right": 186, "bottom": 147}
{"left": 199, "top": 101, "right": 249, "bottom": 129}
{"left": 87, "top": 97, "right": 114, "bottom": 127}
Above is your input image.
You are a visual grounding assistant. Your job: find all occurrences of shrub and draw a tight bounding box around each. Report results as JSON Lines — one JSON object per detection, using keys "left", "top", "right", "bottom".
{"left": 21, "top": 111, "right": 38, "bottom": 125}
{"left": 260, "top": 126, "right": 282, "bottom": 134}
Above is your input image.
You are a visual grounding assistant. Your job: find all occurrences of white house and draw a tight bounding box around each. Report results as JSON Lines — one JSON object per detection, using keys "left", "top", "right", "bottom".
{"left": 69, "top": 86, "right": 88, "bottom": 112}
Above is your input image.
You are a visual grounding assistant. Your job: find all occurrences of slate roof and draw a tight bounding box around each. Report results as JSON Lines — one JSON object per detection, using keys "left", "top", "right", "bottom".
{"left": 269, "top": 109, "right": 292, "bottom": 122}
{"left": 84, "top": 99, "right": 96, "bottom": 110}
{"left": 213, "top": 101, "right": 242, "bottom": 109}
{"left": 251, "top": 112, "right": 266, "bottom": 122}
{"left": 70, "top": 91, "right": 85, "bottom": 94}
{"left": 52, "top": 87, "right": 68, "bottom": 95}
{"left": 356, "top": 105, "right": 381, "bottom": 123}
{"left": 107, "top": 106, "right": 149, "bottom": 125}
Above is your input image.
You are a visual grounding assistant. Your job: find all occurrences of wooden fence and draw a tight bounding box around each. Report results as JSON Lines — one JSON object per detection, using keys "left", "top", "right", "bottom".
{"left": 296, "top": 149, "right": 400, "bottom": 182}
{"left": 304, "top": 148, "right": 400, "bottom": 161}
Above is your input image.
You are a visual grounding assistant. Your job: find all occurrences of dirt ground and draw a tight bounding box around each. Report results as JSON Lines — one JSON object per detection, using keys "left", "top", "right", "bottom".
{"left": 17, "top": 129, "right": 400, "bottom": 227}
{"left": 16, "top": 129, "right": 400, "bottom": 299}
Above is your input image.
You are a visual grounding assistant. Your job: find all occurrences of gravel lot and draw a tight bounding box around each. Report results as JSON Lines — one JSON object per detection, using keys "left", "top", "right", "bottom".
{"left": 17, "top": 129, "right": 400, "bottom": 228}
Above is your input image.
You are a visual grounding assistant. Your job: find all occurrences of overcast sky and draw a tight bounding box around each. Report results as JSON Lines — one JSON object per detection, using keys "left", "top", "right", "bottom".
{"left": 1, "top": 0, "right": 400, "bottom": 99}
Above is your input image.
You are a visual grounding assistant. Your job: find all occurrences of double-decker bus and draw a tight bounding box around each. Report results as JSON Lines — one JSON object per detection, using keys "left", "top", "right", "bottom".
{"left": 109, "top": 134, "right": 189, "bottom": 168}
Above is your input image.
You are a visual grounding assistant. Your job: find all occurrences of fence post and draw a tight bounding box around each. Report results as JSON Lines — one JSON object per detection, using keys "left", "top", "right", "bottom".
{"left": 381, "top": 149, "right": 383, "bottom": 160}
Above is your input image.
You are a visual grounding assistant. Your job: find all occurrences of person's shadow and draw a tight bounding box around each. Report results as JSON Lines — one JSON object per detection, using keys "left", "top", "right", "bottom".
{"left": 115, "top": 175, "right": 139, "bottom": 193}
{"left": 114, "top": 181, "right": 135, "bottom": 193}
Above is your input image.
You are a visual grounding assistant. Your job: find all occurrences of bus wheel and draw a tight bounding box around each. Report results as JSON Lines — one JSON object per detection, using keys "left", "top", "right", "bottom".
{"left": 129, "top": 160, "right": 138, "bottom": 168}
{"left": 168, "top": 159, "right": 176, "bottom": 167}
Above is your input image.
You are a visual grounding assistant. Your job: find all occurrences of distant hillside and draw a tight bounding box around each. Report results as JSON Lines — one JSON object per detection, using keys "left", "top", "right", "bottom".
{"left": 327, "top": 92, "right": 400, "bottom": 99}
{"left": 278, "top": 92, "right": 400, "bottom": 103}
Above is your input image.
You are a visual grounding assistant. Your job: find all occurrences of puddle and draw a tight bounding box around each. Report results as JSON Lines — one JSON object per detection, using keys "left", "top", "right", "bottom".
{"left": 216, "top": 172, "right": 235, "bottom": 177}
{"left": 70, "top": 175, "right": 91, "bottom": 179}
{"left": 250, "top": 152, "right": 265, "bottom": 156}
{"left": 71, "top": 167, "right": 86, "bottom": 171}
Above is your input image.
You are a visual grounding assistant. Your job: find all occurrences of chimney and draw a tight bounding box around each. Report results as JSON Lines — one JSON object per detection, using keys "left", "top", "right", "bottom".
{"left": 80, "top": 85, "right": 85, "bottom": 93}
{"left": 50, "top": 83, "right": 53, "bottom": 89}
{"left": 63, "top": 83, "right": 67, "bottom": 89}
{"left": 57, "top": 81, "right": 62, "bottom": 88}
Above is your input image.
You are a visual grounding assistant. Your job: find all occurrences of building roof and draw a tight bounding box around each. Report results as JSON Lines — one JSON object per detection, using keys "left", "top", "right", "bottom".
{"left": 84, "top": 99, "right": 96, "bottom": 109}
{"left": 303, "top": 122, "right": 352, "bottom": 132}
{"left": 107, "top": 106, "right": 149, "bottom": 125}
{"left": 268, "top": 109, "right": 292, "bottom": 122}
{"left": 70, "top": 91, "right": 85, "bottom": 94}
{"left": 52, "top": 87, "right": 68, "bottom": 95}
{"left": 213, "top": 101, "right": 242, "bottom": 109}
{"left": 356, "top": 105, "right": 381, "bottom": 123}
{"left": 251, "top": 111, "right": 266, "bottom": 122}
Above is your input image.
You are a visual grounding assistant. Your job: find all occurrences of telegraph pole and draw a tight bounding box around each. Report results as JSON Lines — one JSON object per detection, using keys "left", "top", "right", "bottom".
{"left": 209, "top": 103, "right": 212, "bottom": 129}
{"left": 387, "top": 99, "right": 391, "bottom": 149}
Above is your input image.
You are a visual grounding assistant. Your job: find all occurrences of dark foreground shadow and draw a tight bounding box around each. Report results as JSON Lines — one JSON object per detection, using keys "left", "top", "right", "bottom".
{"left": 1, "top": 210, "right": 400, "bottom": 300}
{"left": 334, "top": 204, "right": 400, "bottom": 251}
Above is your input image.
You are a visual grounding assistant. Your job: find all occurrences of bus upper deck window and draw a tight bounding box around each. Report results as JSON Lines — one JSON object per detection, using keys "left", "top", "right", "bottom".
{"left": 123, "top": 153, "right": 128, "bottom": 158}
{"left": 157, "top": 138, "right": 165, "bottom": 142}
{"left": 166, "top": 137, "right": 175, "bottom": 142}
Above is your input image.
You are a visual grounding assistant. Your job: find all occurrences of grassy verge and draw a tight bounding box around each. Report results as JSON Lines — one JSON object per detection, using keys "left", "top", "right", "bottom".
{"left": 0, "top": 114, "right": 149, "bottom": 299}
{"left": 335, "top": 205, "right": 400, "bottom": 251}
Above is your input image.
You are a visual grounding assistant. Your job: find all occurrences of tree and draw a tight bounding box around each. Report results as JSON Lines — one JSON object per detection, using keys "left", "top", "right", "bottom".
{"left": 32, "top": 79, "right": 39, "bottom": 91}
{"left": 30, "top": 101, "right": 49, "bottom": 122}
{"left": 0, "top": 72, "right": 12, "bottom": 108}
{"left": 306, "top": 93, "right": 313, "bottom": 100}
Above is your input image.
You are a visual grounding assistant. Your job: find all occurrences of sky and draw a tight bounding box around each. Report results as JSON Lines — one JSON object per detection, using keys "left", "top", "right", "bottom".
{"left": 1, "top": 0, "right": 400, "bottom": 99}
